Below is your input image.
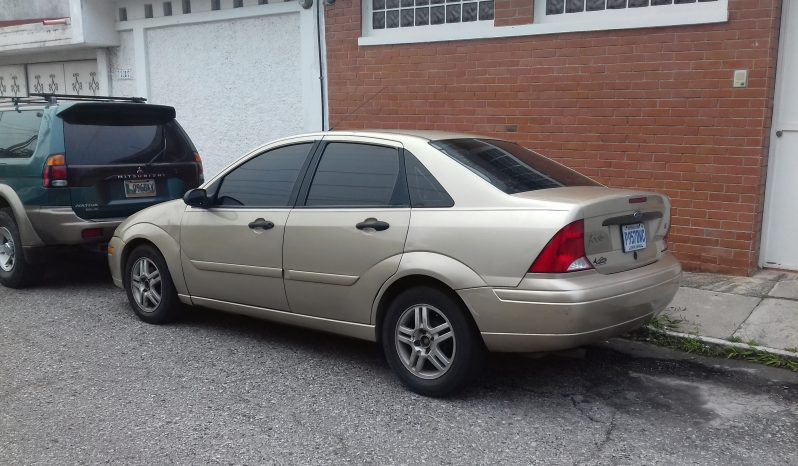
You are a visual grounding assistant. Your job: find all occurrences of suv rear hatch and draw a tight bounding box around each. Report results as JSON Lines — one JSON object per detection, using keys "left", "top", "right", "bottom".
{"left": 58, "top": 103, "right": 202, "bottom": 220}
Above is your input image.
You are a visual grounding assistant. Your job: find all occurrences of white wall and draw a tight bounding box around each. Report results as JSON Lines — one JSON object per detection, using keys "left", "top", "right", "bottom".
{"left": 107, "top": 30, "right": 136, "bottom": 97}
{"left": 146, "top": 13, "right": 306, "bottom": 175}
{"left": 0, "top": 0, "right": 70, "bottom": 20}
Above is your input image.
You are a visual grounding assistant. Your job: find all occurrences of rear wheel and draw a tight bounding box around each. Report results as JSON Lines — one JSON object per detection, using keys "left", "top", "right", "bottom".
{"left": 382, "top": 286, "right": 486, "bottom": 397}
{"left": 124, "top": 245, "right": 180, "bottom": 324}
{"left": 0, "top": 208, "right": 37, "bottom": 288}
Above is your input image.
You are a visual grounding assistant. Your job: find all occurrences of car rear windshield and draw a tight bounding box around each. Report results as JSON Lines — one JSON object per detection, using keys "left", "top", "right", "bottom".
{"left": 64, "top": 120, "right": 195, "bottom": 166}
{"left": 430, "top": 138, "right": 600, "bottom": 194}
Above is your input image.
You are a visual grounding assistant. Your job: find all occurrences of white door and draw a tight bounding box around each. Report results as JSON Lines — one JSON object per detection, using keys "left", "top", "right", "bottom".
{"left": 761, "top": 2, "right": 798, "bottom": 270}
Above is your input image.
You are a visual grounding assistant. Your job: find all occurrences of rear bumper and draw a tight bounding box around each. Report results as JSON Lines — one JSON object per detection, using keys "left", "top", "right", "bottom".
{"left": 458, "top": 253, "right": 682, "bottom": 352}
{"left": 26, "top": 207, "right": 122, "bottom": 245}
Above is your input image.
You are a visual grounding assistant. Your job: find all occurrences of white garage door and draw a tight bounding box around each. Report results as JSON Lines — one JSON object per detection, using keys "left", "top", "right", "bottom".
{"left": 146, "top": 13, "right": 311, "bottom": 176}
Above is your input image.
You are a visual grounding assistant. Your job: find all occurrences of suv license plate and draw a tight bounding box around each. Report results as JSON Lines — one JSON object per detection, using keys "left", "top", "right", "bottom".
{"left": 622, "top": 223, "right": 647, "bottom": 252}
{"left": 124, "top": 179, "right": 156, "bottom": 198}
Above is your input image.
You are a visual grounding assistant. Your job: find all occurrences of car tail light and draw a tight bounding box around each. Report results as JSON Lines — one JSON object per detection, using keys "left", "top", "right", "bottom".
{"left": 43, "top": 154, "right": 68, "bottom": 187}
{"left": 529, "top": 220, "right": 593, "bottom": 274}
{"left": 194, "top": 152, "right": 204, "bottom": 183}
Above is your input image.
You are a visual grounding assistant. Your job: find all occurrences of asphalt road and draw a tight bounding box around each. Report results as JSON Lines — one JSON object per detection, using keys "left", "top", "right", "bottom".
{"left": 1, "top": 255, "right": 797, "bottom": 465}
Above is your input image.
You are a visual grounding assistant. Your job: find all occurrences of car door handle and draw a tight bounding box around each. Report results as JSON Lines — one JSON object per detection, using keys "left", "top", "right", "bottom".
{"left": 356, "top": 219, "right": 390, "bottom": 231}
{"left": 248, "top": 219, "right": 274, "bottom": 230}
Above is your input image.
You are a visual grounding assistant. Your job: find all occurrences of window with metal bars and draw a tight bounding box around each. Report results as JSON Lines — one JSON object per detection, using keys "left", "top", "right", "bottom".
{"left": 370, "top": 0, "right": 494, "bottom": 30}
{"left": 545, "top": 0, "right": 717, "bottom": 16}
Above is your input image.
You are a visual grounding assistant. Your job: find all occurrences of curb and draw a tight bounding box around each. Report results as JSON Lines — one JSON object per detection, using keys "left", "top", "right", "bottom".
{"left": 645, "top": 326, "right": 798, "bottom": 363}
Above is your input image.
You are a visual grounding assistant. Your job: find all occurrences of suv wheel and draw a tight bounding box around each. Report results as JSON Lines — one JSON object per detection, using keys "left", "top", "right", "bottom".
{"left": 382, "top": 286, "right": 486, "bottom": 397}
{"left": 0, "top": 208, "right": 37, "bottom": 288}
{"left": 124, "top": 245, "right": 181, "bottom": 324}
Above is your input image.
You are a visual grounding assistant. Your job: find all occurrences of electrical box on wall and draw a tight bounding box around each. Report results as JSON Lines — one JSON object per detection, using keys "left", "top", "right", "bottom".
{"left": 733, "top": 69, "right": 748, "bottom": 88}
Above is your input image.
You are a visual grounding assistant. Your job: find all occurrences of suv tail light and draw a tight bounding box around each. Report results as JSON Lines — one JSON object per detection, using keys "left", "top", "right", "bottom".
{"left": 43, "top": 154, "right": 68, "bottom": 187}
{"left": 529, "top": 220, "right": 593, "bottom": 273}
{"left": 194, "top": 152, "right": 204, "bottom": 183}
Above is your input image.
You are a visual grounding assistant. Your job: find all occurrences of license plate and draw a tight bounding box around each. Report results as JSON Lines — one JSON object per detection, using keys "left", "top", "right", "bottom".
{"left": 124, "top": 179, "right": 156, "bottom": 198}
{"left": 621, "top": 223, "right": 647, "bottom": 252}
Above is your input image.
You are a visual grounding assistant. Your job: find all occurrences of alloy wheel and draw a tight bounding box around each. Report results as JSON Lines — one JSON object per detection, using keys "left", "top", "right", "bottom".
{"left": 395, "top": 304, "right": 456, "bottom": 380}
{"left": 130, "top": 257, "right": 162, "bottom": 313}
{"left": 0, "top": 227, "right": 15, "bottom": 272}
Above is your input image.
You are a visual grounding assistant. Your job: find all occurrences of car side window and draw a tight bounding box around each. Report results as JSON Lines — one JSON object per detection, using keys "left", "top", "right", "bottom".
{"left": 304, "top": 142, "right": 408, "bottom": 208}
{"left": 404, "top": 151, "right": 454, "bottom": 208}
{"left": 214, "top": 143, "right": 313, "bottom": 208}
{"left": 0, "top": 110, "right": 42, "bottom": 159}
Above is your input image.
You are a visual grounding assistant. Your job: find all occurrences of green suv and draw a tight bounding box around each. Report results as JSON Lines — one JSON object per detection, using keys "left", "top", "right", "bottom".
{"left": 0, "top": 94, "right": 203, "bottom": 288}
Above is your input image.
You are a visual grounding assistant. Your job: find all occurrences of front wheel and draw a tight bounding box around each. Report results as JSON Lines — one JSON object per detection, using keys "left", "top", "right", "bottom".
{"left": 382, "top": 286, "right": 486, "bottom": 397}
{"left": 124, "top": 245, "right": 181, "bottom": 324}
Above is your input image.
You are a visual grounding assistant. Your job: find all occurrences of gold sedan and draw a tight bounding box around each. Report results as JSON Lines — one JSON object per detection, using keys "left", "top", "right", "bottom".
{"left": 108, "top": 131, "right": 681, "bottom": 396}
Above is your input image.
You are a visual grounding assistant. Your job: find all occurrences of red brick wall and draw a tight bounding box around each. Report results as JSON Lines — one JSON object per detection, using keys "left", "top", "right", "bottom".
{"left": 324, "top": 0, "right": 782, "bottom": 275}
{"left": 494, "top": 0, "right": 534, "bottom": 27}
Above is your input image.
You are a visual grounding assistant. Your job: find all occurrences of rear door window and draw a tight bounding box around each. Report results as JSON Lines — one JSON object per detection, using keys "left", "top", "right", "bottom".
{"left": 304, "top": 143, "right": 407, "bottom": 207}
{"left": 430, "top": 138, "right": 600, "bottom": 194}
{"left": 0, "top": 110, "right": 42, "bottom": 159}
{"left": 214, "top": 143, "right": 314, "bottom": 208}
{"left": 63, "top": 121, "right": 194, "bottom": 165}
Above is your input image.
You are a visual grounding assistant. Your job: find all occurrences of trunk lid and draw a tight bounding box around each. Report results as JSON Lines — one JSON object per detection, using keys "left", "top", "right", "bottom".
{"left": 515, "top": 187, "right": 670, "bottom": 274}
{"left": 59, "top": 104, "right": 201, "bottom": 220}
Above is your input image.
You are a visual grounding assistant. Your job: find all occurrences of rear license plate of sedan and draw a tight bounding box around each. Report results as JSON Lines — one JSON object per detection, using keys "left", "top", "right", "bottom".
{"left": 124, "top": 179, "right": 156, "bottom": 198}
{"left": 622, "top": 223, "right": 647, "bottom": 252}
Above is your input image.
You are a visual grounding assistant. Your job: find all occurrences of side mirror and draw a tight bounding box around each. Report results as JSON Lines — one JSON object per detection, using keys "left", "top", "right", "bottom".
{"left": 183, "top": 188, "right": 210, "bottom": 208}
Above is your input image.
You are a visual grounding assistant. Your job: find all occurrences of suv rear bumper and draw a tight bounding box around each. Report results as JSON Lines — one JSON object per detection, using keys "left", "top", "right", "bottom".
{"left": 457, "top": 254, "right": 682, "bottom": 352}
{"left": 26, "top": 207, "right": 123, "bottom": 245}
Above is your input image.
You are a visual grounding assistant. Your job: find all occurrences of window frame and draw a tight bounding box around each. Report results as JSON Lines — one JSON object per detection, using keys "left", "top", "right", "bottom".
{"left": 359, "top": 0, "right": 727, "bottom": 46}
{"left": 362, "top": 0, "right": 496, "bottom": 42}
{"left": 208, "top": 141, "right": 319, "bottom": 209}
{"left": 296, "top": 139, "right": 411, "bottom": 209}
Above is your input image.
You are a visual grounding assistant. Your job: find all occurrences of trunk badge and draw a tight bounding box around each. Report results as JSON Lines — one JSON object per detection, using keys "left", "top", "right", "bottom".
{"left": 633, "top": 210, "right": 642, "bottom": 221}
{"left": 136, "top": 166, "right": 144, "bottom": 175}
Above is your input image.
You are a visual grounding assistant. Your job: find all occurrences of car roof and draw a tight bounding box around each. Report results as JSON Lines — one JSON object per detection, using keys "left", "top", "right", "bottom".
{"left": 294, "top": 129, "right": 490, "bottom": 143}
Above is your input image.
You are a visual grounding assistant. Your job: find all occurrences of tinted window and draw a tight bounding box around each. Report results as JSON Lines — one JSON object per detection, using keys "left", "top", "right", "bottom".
{"left": 305, "top": 143, "right": 406, "bottom": 207}
{"left": 0, "top": 110, "right": 42, "bottom": 159}
{"left": 405, "top": 151, "right": 454, "bottom": 208}
{"left": 215, "top": 143, "right": 312, "bottom": 207}
{"left": 430, "top": 139, "right": 600, "bottom": 194}
{"left": 64, "top": 121, "right": 194, "bottom": 165}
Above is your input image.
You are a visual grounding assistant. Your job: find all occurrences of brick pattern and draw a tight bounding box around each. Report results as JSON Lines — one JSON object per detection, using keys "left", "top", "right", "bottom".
{"left": 494, "top": 0, "right": 534, "bottom": 27}
{"left": 325, "top": 0, "right": 782, "bottom": 275}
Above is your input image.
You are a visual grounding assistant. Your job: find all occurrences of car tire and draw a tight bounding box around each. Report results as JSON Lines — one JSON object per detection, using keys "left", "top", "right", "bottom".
{"left": 124, "top": 244, "right": 181, "bottom": 324}
{"left": 0, "top": 208, "right": 38, "bottom": 288}
{"left": 382, "top": 286, "right": 486, "bottom": 397}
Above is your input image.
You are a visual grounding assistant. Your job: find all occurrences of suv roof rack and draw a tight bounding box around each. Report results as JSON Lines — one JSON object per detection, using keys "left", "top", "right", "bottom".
{"left": 30, "top": 93, "right": 147, "bottom": 104}
{"left": 0, "top": 93, "right": 147, "bottom": 110}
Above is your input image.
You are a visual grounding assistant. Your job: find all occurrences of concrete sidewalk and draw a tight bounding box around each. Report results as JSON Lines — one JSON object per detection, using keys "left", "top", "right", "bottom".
{"left": 661, "top": 269, "right": 798, "bottom": 354}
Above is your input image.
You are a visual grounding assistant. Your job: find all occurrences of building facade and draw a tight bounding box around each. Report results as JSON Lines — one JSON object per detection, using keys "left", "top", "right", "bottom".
{"left": 1, "top": 0, "right": 796, "bottom": 276}
{"left": 323, "top": 0, "right": 795, "bottom": 276}
{"left": 0, "top": 0, "right": 325, "bottom": 176}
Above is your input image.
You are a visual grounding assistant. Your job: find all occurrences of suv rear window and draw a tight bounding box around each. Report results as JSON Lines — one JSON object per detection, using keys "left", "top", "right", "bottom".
{"left": 64, "top": 120, "right": 194, "bottom": 166}
{"left": 430, "top": 138, "right": 600, "bottom": 194}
